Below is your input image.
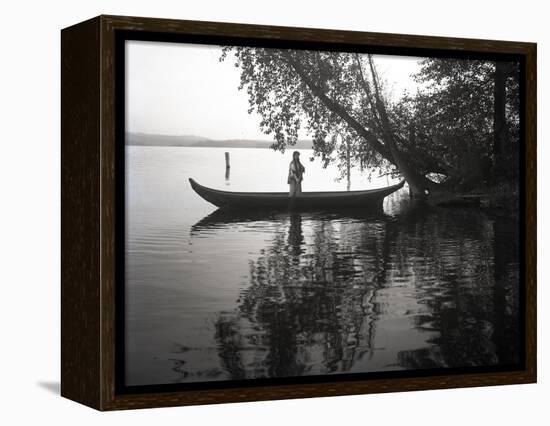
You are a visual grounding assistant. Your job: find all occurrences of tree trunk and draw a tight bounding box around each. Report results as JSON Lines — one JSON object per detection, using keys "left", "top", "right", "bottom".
{"left": 390, "top": 148, "right": 431, "bottom": 197}
{"left": 366, "top": 56, "right": 431, "bottom": 198}
{"left": 493, "top": 62, "right": 508, "bottom": 173}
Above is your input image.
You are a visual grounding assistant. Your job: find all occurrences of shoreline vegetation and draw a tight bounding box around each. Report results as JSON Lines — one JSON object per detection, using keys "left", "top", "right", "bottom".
{"left": 433, "top": 182, "right": 519, "bottom": 214}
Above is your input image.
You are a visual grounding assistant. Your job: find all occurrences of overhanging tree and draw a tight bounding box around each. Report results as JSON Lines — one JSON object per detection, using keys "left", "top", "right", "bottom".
{"left": 221, "top": 47, "right": 519, "bottom": 197}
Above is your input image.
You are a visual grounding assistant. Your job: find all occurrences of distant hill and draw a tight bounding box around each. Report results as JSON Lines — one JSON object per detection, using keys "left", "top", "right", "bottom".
{"left": 126, "top": 133, "right": 313, "bottom": 150}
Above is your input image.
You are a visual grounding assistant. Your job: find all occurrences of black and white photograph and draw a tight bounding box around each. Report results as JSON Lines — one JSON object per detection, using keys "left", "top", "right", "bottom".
{"left": 2, "top": 0, "right": 546, "bottom": 421}
{"left": 123, "top": 39, "right": 522, "bottom": 388}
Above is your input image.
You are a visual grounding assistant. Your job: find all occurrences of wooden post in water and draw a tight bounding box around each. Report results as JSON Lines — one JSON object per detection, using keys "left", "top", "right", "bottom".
{"left": 225, "top": 152, "right": 230, "bottom": 181}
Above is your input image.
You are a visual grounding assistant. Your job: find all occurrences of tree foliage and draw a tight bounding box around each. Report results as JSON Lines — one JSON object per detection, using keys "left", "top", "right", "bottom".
{"left": 221, "top": 48, "right": 396, "bottom": 175}
{"left": 408, "top": 58, "right": 520, "bottom": 186}
{"left": 220, "top": 47, "right": 520, "bottom": 194}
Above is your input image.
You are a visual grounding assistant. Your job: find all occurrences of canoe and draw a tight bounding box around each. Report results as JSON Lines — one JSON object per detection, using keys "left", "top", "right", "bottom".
{"left": 189, "top": 178, "right": 405, "bottom": 210}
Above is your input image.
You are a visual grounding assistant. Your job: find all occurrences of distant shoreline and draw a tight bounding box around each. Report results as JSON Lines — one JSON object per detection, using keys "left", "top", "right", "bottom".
{"left": 126, "top": 132, "right": 313, "bottom": 150}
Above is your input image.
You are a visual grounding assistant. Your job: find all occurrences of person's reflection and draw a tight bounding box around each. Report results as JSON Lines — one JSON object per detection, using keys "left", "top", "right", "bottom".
{"left": 288, "top": 213, "right": 304, "bottom": 258}
{"left": 211, "top": 213, "right": 307, "bottom": 379}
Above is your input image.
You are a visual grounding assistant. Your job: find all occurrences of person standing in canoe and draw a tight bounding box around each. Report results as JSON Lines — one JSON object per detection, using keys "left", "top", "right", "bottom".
{"left": 288, "top": 151, "right": 305, "bottom": 197}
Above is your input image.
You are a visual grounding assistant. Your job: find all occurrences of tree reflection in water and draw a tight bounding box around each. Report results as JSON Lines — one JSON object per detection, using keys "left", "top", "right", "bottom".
{"left": 206, "top": 210, "right": 387, "bottom": 379}
{"left": 176, "top": 200, "right": 520, "bottom": 381}
{"left": 395, "top": 210, "right": 520, "bottom": 369}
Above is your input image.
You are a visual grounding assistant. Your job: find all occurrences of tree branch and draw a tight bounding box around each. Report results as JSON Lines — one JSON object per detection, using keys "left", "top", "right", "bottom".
{"left": 354, "top": 54, "right": 384, "bottom": 133}
{"left": 281, "top": 51, "right": 395, "bottom": 164}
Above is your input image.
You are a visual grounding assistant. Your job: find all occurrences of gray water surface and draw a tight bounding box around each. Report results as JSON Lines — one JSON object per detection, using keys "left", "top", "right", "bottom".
{"left": 125, "top": 146, "right": 520, "bottom": 386}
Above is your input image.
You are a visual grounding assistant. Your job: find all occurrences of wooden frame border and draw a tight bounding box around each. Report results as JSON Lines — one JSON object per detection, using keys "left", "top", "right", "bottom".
{"left": 61, "top": 15, "right": 536, "bottom": 410}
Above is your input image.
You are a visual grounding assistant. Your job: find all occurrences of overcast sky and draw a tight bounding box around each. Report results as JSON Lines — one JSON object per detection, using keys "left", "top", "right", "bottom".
{"left": 126, "top": 40, "right": 422, "bottom": 140}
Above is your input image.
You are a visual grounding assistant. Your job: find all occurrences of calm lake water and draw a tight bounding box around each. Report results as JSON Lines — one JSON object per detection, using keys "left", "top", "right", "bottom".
{"left": 125, "top": 146, "right": 521, "bottom": 386}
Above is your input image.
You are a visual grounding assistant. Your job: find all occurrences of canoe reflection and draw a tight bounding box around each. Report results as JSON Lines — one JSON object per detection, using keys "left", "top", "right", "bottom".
{"left": 191, "top": 207, "right": 390, "bottom": 234}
